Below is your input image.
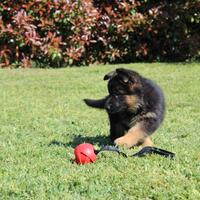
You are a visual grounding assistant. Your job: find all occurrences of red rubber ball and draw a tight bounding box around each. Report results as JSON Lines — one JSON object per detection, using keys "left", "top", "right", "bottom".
{"left": 74, "top": 143, "right": 97, "bottom": 164}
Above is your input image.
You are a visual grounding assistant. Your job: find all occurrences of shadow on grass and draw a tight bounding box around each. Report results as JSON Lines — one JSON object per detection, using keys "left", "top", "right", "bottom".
{"left": 49, "top": 134, "right": 111, "bottom": 148}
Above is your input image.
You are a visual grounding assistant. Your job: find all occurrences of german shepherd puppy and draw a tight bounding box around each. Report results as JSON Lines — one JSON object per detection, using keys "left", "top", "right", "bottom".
{"left": 84, "top": 68, "right": 165, "bottom": 148}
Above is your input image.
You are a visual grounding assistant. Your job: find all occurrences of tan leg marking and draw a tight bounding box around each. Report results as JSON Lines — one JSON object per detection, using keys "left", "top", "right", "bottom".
{"left": 141, "top": 137, "right": 154, "bottom": 147}
{"left": 114, "top": 122, "right": 148, "bottom": 148}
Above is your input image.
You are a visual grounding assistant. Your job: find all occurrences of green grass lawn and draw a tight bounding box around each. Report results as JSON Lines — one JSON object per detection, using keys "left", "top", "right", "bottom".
{"left": 0, "top": 63, "right": 200, "bottom": 200}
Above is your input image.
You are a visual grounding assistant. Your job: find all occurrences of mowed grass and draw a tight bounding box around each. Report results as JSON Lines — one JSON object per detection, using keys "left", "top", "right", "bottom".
{"left": 0, "top": 63, "right": 200, "bottom": 200}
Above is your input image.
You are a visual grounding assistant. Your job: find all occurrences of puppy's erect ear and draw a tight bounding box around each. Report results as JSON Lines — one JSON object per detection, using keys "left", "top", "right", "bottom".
{"left": 116, "top": 68, "right": 130, "bottom": 76}
{"left": 103, "top": 71, "right": 117, "bottom": 80}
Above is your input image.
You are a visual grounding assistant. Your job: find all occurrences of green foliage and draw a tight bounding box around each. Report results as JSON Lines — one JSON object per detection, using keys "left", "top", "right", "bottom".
{"left": 0, "top": 1, "right": 199, "bottom": 67}
{"left": 0, "top": 63, "right": 200, "bottom": 199}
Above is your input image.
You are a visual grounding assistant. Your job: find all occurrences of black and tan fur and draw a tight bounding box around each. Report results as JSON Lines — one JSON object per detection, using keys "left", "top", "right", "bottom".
{"left": 84, "top": 68, "right": 165, "bottom": 148}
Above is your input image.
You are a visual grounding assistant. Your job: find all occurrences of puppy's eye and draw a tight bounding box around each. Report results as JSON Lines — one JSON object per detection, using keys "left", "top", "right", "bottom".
{"left": 128, "top": 79, "right": 134, "bottom": 84}
{"left": 127, "top": 78, "right": 135, "bottom": 84}
{"left": 121, "top": 78, "right": 132, "bottom": 84}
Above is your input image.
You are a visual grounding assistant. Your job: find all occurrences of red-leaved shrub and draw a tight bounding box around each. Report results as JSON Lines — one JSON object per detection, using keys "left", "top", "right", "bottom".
{"left": 0, "top": 0, "right": 199, "bottom": 67}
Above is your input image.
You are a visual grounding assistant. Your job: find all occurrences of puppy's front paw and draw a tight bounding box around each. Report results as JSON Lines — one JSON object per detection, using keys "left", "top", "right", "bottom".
{"left": 114, "top": 137, "right": 134, "bottom": 148}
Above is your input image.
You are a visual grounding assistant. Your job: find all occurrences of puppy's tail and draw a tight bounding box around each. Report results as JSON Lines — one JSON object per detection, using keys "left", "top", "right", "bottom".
{"left": 84, "top": 98, "right": 106, "bottom": 109}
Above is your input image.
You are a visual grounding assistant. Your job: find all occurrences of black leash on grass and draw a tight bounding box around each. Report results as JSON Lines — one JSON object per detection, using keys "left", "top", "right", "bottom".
{"left": 95, "top": 146, "right": 175, "bottom": 159}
